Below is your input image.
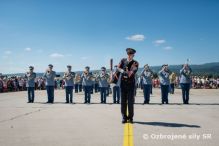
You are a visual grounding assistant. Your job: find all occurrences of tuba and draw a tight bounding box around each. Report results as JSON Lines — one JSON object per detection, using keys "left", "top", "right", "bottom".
{"left": 75, "top": 74, "right": 81, "bottom": 83}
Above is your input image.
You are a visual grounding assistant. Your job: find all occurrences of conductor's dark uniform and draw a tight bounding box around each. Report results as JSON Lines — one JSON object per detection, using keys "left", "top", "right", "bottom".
{"left": 118, "top": 48, "right": 139, "bottom": 123}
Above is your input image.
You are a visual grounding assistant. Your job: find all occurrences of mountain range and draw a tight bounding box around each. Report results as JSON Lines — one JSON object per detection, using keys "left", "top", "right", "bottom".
{"left": 2, "top": 62, "right": 219, "bottom": 77}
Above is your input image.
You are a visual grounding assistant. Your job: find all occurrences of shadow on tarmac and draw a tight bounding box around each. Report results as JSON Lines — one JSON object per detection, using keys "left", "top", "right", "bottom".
{"left": 133, "top": 121, "right": 201, "bottom": 128}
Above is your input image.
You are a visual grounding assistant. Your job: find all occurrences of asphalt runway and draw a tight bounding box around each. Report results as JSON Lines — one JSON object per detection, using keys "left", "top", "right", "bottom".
{"left": 0, "top": 88, "right": 218, "bottom": 146}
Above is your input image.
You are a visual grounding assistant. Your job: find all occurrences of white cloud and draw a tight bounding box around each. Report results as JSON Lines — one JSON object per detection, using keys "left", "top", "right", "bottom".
{"left": 153, "top": 39, "right": 166, "bottom": 46}
{"left": 49, "top": 53, "right": 64, "bottom": 58}
{"left": 4, "top": 50, "right": 12, "bottom": 55}
{"left": 163, "top": 46, "right": 173, "bottom": 50}
{"left": 126, "top": 34, "right": 145, "bottom": 41}
{"left": 25, "top": 47, "right": 32, "bottom": 51}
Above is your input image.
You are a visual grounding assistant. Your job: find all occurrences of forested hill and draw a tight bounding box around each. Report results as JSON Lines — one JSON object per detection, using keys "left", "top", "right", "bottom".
{"left": 3, "top": 62, "right": 219, "bottom": 77}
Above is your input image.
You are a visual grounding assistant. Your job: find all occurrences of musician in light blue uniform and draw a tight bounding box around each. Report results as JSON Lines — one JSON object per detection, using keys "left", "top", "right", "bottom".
{"left": 158, "top": 64, "right": 170, "bottom": 104}
{"left": 97, "top": 67, "right": 110, "bottom": 103}
{"left": 63, "top": 65, "right": 75, "bottom": 103}
{"left": 180, "top": 64, "right": 192, "bottom": 104}
{"left": 112, "top": 65, "right": 121, "bottom": 104}
{"left": 140, "top": 64, "right": 153, "bottom": 104}
{"left": 25, "top": 66, "right": 36, "bottom": 103}
{"left": 43, "top": 64, "right": 56, "bottom": 104}
{"left": 81, "top": 66, "right": 93, "bottom": 104}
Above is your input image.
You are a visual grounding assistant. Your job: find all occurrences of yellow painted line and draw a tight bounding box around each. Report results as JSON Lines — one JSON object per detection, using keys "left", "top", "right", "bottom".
{"left": 123, "top": 123, "right": 134, "bottom": 146}
{"left": 128, "top": 123, "right": 134, "bottom": 146}
{"left": 123, "top": 106, "right": 134, "bottom": 146}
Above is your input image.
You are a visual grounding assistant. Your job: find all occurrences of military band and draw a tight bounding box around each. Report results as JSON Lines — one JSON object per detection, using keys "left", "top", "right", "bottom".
{"left": 24, "top": 48, "right": 194, "bottom": 124}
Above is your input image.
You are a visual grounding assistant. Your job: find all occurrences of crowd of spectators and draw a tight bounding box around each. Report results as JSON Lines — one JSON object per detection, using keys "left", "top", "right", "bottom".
{"left": 0, "top": 75, "right": 219, "bottom": 93}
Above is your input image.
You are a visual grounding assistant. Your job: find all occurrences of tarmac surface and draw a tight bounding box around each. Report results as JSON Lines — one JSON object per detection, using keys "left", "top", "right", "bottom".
{"left": 0, "top": 88, "right": 219, "bottom": 146}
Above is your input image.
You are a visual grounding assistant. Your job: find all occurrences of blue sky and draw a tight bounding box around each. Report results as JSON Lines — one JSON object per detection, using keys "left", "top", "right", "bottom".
{"left": 0, "top": 0, "right": 219, "bottom": 73}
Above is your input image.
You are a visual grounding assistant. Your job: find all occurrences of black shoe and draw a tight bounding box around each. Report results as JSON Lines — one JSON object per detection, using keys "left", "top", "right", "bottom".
{"left": 117, "top": 102, "right": 120, "bottom": 104}
{"left": 129, "top": 119, "right": 133, "bottom": 124}
{"left": 84, "top": 101, "right": 87, "bottom": 104}
{"left": 113, "top": 101, "right": 116, "bottom": 104}
{"left": 65, "top": 101, "right": 69, "bottom": 103}
{"left": 27, "top": 101, "right": 31, "bottom": 103}
{"left": 144, "top": 101, "right": 149, "bottom": 104}
{"left": 46, "top": 101, "right": 50, "bottom": 103}
{"left": 122, "top": 119, "right": 127, "bottom": 124}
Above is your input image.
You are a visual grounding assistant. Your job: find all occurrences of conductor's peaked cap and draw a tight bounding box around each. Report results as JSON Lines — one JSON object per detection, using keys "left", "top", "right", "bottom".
{"left": 29, "top": 66, "right": 34, "bottom": 69}
{"left": 126, "top": 48, "right": 136, "bottom": 54}
{"left": 48, "top": 64, "right": 53, "bottom": 67}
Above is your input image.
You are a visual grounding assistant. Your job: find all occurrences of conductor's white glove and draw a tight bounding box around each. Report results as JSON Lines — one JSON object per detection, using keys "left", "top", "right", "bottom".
{"left": 117, "top": 68, "right": 124, "bottom": 73}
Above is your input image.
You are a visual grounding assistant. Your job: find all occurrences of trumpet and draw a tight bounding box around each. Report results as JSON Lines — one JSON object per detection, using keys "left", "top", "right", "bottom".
{"left": 184, "top": 69, "right": 191, "bottom": 76}
{"left": 46, "top": 69, "right": 51, "bottom": 74}
{"left": 75, "top": 74, "right": 81, "bottom": 83}
{"left": 64, "top": 72, "right": 74, "bottom": 80}
{"left": 101, "top": 74, "right": 107, "bottom": 79}
{"left": 26, "top": 72, "right": 30, "bottom": 77}
{"left": 83, "top": 71, "right": 88, "bottom": 76}
{"left": 83, "top": 71, "right": 94, "bottom": 81}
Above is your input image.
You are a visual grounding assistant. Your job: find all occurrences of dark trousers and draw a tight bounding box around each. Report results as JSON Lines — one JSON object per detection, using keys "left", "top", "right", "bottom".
{"left": 170, "top": 83, "right": 175, "bottom": 94}
{"left": 90, "top": 85, "right": 94, "bottom": 94}
{"left": 106, "top": 87, "right": 109, "bottom": 96}
{"left": 65, "top": 86, "right": 73, "bottom": 103}
{"left": 27, "top": 87, "right": 35, "bottom": 102}
{"left": 84, "top": 86, "right": 92, "bottom": 103}
{"left": 100, "top": 87, "right": 107, "bottom": 103}
{"left": 180, "top": 83, "right": 190, "bottom": 104}
{"left": 46, "top": 86, "right": 54, "bottom": 103}
{"left": 161, "top": 85, "right": 169, "bottom": 104}
{"left": 75, "top": 84, "right": 78, "bottom": 93}
{"left": 113, "top": 86, "right": 120, "bottom": 103}
{"left": 79, "top": 84, "right": 82, "bottom": 92}
{"left": 95, "top": 83, "right": 99, "bottom": 92}
{"left": 121, "top": 82, "right": 135, "bottom": 120}
{"left": 143, "top": 84, "right": 151, "bottom": 103}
